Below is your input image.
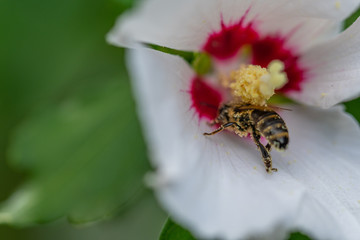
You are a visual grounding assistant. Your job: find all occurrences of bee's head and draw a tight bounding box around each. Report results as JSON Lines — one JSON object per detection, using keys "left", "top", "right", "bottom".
{"left": 218, "top": 103, "right": 228, "bottom": 113}
{"left": 216, "top": 103, "right": 230, "bottom": 121}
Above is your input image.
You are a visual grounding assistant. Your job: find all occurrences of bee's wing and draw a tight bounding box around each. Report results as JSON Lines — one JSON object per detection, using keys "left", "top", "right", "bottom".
{"left": 269, "top": 106, "right": 292, "bottom": 111}
{"left": 227, "top": 103, "right": 292, "bottom": 112}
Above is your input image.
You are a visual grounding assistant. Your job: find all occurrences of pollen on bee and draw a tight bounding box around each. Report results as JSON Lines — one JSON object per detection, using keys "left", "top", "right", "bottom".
{"left": 226, "top": 60, "right": 288, "bottom": 106}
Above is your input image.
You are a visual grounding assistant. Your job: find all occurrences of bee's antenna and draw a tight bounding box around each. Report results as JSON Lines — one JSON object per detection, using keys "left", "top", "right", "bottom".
{"left": 199, "top": 102, "right": 218, "bottom": 109}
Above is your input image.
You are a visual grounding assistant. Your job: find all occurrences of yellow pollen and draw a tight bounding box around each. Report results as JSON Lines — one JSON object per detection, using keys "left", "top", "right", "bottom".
{"left": 228, "top": 60, "right": 288, "bottom": 105}
{"left": 335, "top": 1, "right": 341, "bottom": 9}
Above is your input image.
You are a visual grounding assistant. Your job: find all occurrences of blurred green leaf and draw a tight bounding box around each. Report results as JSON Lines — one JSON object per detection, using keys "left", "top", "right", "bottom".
{"left": 147, "top": 44, "right": 213, "bottom": 75}
{"left": 0, "top": 0, "right": 151, "bottom": 228}
{"left": 147, "top": 43, "right": 195, "bottom": 64}
{"left": 159, "top": 218, "right": 196, "bottom": 240}
{"left": 288, "top": 232, "right": 312, "bottom": 240}
{"left": 159, "top": 218, "right": 313, "bottom": 240}
{"left": 0, "top": 78, "right": 150, "bottom": 226}
{"left": 113, "top": 0, "right": 139, "bottom": 9}
{"left": 345, "top": 98, "right": 360, "bottom": 122}
{"left": 344, "top": 6, "right": 360, "bottom": 29}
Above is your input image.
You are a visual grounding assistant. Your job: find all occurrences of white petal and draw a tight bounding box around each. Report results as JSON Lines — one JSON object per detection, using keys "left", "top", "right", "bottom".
{"left": 127, "top": 48, "right": 197, "bottom": 178}
{"left": 291, "top": 17, "right": 360, "bottom": 108}
{"left": 275, "top": 105, "right": 360, "bottom": 240}
{"left": 108, "top": 0, "right": 252, "bottom": 50}
{"left": 255, "top": 14, "right": 342, "bottom": 53}
{"left": 262, "top": 0, "right": 359, "bottom": 20}
{"left": 128, "top": 48, "right": 360, "bottom": 240}
{"left": 108, "top": 0, "right": 359, "bottom": 51}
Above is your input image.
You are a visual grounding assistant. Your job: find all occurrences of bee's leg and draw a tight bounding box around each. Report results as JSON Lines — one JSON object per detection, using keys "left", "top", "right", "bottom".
{"left": 203, "top": 122, "right": 237, "bottom": 136}
{"left": 265, "top": 143, "right": 271, "bottom": 152}
{"left": 251, "top": 126, "right": 277, "bottom": 173}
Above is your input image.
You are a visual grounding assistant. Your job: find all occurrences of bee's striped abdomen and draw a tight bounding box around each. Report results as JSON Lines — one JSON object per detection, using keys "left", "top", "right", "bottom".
{"left": 251, "top": 109, "right": 289, "bottom": 150}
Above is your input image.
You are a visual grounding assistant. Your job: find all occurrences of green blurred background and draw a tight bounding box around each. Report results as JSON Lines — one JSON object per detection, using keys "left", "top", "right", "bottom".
{"left": 0, "top": 0, "right": 167, "bottom": 239}
{"left": 1, "top": 0, "right": 360, "bottom": 239}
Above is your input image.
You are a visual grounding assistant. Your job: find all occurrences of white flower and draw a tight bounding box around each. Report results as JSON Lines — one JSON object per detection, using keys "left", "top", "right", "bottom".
{"left": 108, "top": 0, "right": 360, "bottom": 239}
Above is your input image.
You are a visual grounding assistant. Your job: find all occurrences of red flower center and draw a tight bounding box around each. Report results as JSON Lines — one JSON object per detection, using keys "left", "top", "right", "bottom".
{"left": 190, "top": 77, "right": 223, "bottom": 120}
{"left": 203, "top": 20, "right": 258, "bottom": 60}
{"left": 251, "top": 36, "right": 305, "bottom": 93}
{"left": 191, "top": 17, "right": 306, "bottom": 120}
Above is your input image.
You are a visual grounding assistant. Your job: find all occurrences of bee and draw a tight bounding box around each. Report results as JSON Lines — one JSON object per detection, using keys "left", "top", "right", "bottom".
{"left": 203, "top": 102, "right": 289, "bottom": 173}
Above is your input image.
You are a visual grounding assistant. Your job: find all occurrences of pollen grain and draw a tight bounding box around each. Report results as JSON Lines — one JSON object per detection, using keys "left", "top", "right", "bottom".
{"left": 227, "top": 60, "right": 287, "bottom": 106}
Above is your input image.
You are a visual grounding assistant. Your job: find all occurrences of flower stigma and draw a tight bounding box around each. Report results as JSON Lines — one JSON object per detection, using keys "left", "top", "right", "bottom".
{"left": 225, "top": 60, "right": 288, "bottom": 106}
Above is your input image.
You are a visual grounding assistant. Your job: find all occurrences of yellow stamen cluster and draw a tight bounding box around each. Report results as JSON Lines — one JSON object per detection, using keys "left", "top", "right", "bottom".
{"left": 228, "top": 60, "right": 288, "bottom": 106}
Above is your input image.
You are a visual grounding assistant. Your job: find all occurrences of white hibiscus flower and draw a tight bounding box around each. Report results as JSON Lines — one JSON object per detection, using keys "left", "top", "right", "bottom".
{"left": 108, "top": 0, "right": 360, "bottom": 239}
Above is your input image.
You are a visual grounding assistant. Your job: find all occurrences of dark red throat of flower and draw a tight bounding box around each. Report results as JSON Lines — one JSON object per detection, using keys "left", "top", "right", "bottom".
{"left": 203, "top": 20, "right": 258, "bottom": 60}
{"left": 202, "top": 18, "right": 306, "bottom": 94}
{"left": 190, "top": 77, "right": 222, "bottom": 120}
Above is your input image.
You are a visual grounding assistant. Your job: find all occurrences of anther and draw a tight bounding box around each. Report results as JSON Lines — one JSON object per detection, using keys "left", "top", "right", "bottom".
{"left": 225, "top": 60, "right": 288, "bottom": 106}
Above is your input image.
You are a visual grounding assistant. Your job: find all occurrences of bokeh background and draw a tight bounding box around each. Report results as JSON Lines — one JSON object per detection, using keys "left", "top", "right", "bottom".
{"left": 1, "top": 0, "right": 360, "bottom": 239}
{"left": 0, "top": 0, "right": 168, "bottom": 239}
